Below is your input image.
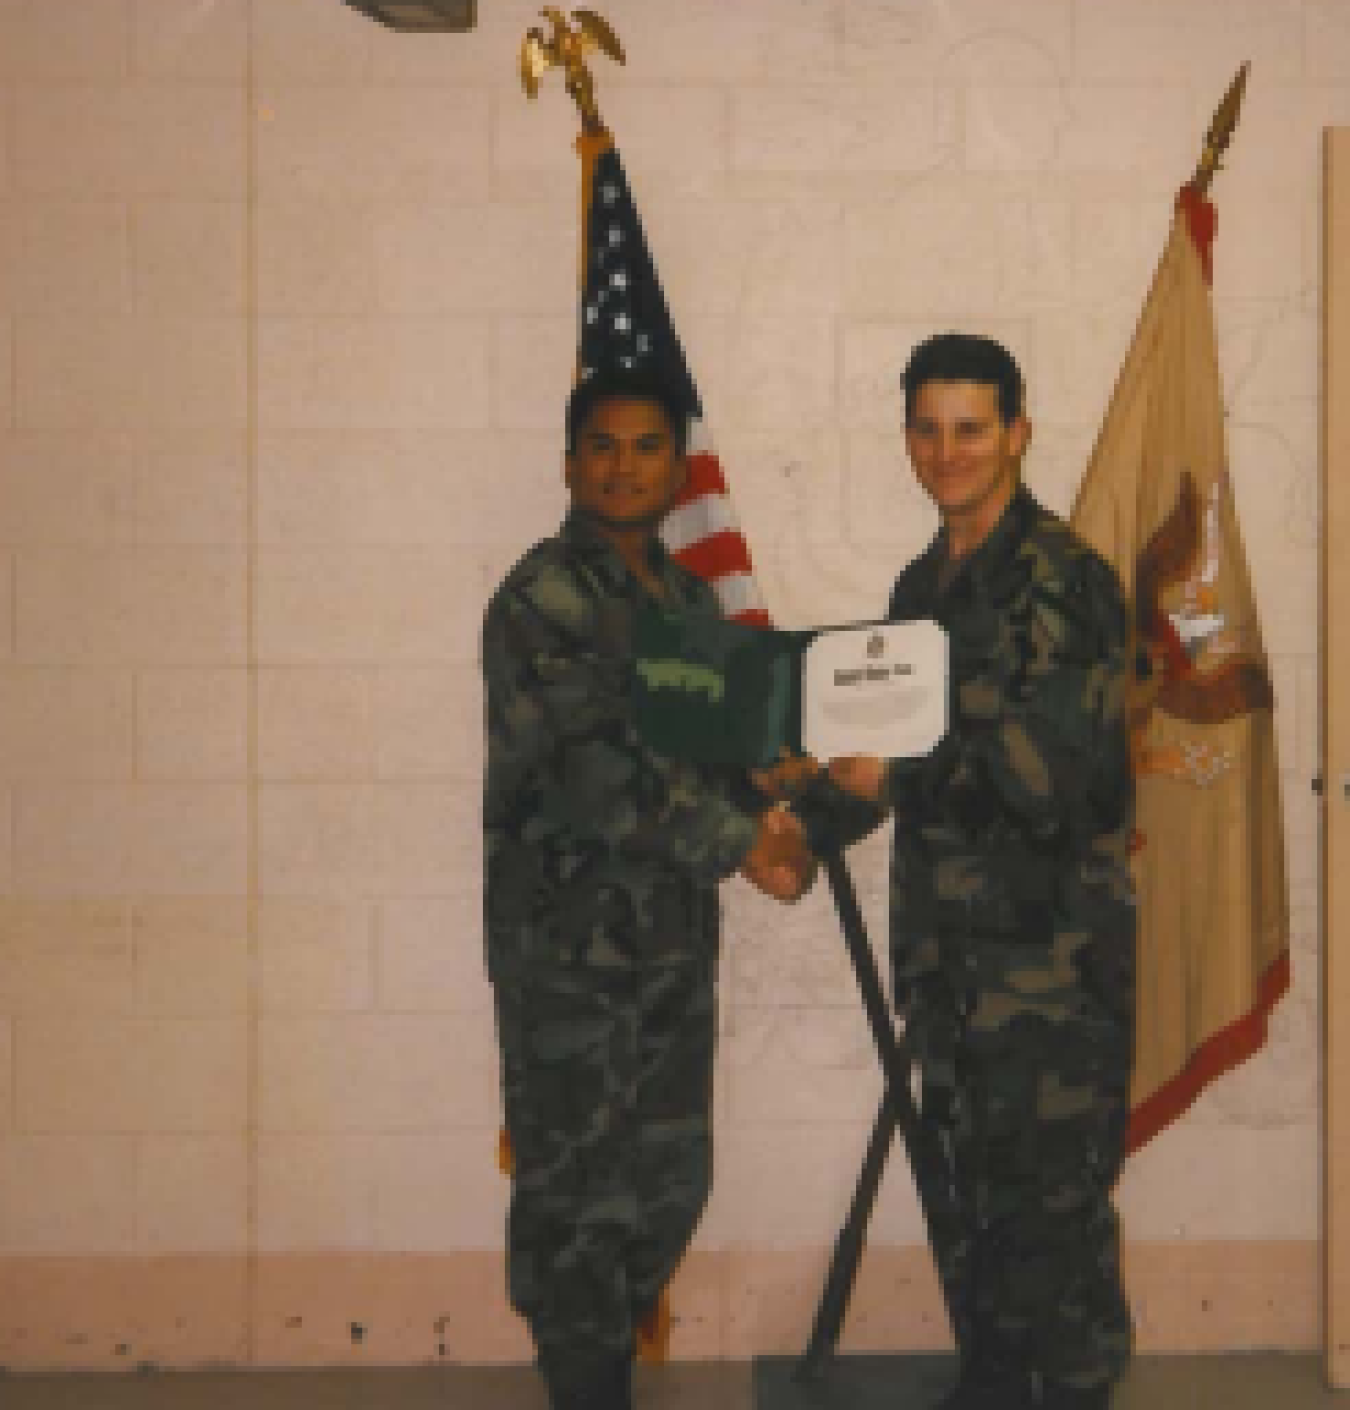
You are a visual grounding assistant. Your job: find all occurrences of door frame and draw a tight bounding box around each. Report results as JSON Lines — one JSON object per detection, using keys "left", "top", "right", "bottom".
{"left": 1322, "top": 127, "right": 1350, "bottom": 1388}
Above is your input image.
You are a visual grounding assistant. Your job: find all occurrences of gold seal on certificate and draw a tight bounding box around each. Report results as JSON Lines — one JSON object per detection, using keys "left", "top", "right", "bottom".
{"left": 802, "top": 620, "right": 948, "bottom": 760}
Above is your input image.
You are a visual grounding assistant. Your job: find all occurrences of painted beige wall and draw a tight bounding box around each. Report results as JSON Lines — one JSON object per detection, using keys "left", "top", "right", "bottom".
{"left": 0, "top": 0, "right": 1328, "bottom": 1370}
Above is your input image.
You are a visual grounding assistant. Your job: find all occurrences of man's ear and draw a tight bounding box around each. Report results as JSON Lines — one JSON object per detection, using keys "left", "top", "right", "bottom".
{"left": 1010, "top": 416, "right": 1032, "bottom": 461}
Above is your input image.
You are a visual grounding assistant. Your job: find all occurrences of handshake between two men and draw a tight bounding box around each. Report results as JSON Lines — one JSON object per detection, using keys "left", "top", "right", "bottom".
{"left": 735, "top": 751, "right": 887, "bottom": 904}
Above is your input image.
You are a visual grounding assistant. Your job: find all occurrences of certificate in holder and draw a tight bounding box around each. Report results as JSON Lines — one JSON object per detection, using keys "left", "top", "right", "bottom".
{"left": 801, "top": 619, "right": 947, "bottom": 762}
{"left": 633, "top": 605, "right": 947, "bottom": 767}
{"left": 633, "top": 602, "right": 959, "bottom": 1377}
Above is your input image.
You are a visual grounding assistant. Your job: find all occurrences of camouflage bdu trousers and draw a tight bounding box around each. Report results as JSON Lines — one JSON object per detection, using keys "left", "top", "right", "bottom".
{"left": 493, "top": 950, "right": 716, "bottom": 1396}
{"left": 905, "top": 957, "right": 1134, "bottom": 1398}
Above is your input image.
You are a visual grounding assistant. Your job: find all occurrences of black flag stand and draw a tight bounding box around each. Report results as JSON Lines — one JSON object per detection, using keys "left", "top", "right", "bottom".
{"left": 794, "top": 854, "right": 959, "bottom": 1381}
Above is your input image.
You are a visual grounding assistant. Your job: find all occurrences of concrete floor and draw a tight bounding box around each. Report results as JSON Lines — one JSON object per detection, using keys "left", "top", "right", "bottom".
{"left": 0, "top": 1355, "right": 1345, "bottom": 1409}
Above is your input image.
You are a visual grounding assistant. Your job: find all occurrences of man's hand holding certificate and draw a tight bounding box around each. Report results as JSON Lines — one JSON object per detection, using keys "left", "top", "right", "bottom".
{"left": 826, "top": 754, "right": 888, "bottom": 805}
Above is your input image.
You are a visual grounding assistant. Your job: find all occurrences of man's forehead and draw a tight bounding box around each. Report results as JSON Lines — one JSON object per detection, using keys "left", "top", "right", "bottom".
{"left": 909, "top": 379, "right": 1002, "bottom": 417}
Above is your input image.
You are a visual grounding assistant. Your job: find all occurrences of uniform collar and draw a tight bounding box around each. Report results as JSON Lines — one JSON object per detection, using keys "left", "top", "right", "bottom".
{"left": 560, "top": 508, "right": 673, "bottom": 591}
{"left": 924, "top": 483, "right": 1039, "bottom": 602}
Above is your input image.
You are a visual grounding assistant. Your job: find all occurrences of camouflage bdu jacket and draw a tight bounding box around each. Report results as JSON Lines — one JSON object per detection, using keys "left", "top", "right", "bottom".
{"left": 481, "top": 511, "right": 759, "bottom": 981}
{"left": 879, "top": 487, "right": 1137, "bottom": 1028}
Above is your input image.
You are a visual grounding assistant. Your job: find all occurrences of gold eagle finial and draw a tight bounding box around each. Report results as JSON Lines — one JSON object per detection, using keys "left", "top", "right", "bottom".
{"left": 520, "top": 8, "right": 625, "bottom": 131}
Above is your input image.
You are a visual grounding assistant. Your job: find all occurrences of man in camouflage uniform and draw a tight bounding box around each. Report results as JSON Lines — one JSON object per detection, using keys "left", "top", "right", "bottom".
{"left": 824, "top": 334, "right": 1137, "bottom": 1410}
{"left": 482, "top": 367, "right": 814, "bottom": 1410}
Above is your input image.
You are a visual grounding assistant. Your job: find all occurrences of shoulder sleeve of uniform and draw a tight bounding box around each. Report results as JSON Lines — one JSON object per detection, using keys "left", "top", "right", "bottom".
{"left": 500, "top": 544, "right": 595, "bottom": 631}
{"left": 1036, "top": 526, "right": 1132, "bottom": 671}
{"left": 791, "top": 774, "right": 887, "bottom": 856}
{"left": 1071, "top": 541, "right": 1131, "bottom": 641}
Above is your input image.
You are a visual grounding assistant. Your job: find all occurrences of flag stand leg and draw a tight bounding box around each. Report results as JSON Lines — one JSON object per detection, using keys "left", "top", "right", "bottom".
{"left": 795, "top": 1088, "right": 898, "bottom": 1380}
{"left": 793, "top": 854, "right": 959, "bottom": 1381}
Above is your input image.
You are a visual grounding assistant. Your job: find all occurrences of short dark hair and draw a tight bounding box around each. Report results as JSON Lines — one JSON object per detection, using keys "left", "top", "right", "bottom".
{"left": 901, "top": 333, "right": 1025, "bottom": 426}
{"left": 565, "top": 367, "right": 691, "bottom": 456}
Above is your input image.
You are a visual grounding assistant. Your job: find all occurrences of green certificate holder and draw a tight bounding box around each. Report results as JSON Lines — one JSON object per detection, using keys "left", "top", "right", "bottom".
{"left": 632, "top": 603, "right": 809, "bottom": 768}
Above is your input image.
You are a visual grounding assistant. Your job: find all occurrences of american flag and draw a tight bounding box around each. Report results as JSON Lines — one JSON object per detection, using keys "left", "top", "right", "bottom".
{"left": 578, "top": 137, "right": 769, "bottom": 627}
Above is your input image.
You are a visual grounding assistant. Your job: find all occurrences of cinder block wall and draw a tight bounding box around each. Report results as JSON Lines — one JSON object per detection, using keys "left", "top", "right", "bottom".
{"left": 0, "top": 0, "right": 1327, "bottom": 1369}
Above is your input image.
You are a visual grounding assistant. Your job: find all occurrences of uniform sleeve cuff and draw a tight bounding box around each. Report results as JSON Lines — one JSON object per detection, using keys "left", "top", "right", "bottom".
{"left": 710, "top": 806, "right": 759, "bottom": 881}
{"left": 878, "top": 757, "right": 923, "bottom": 814}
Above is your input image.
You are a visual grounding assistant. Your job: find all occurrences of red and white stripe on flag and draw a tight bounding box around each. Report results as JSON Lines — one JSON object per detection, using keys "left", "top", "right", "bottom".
{"left": 663, "top": 421, "right": 769, "bottom": 626}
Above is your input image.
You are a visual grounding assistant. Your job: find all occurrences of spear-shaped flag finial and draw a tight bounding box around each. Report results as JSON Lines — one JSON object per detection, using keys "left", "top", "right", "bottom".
{"left": 1189, "top": 61, "right": 1250, "bottom": 195}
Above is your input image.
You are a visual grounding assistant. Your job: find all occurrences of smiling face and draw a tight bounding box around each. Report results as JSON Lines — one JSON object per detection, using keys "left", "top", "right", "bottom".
{"left": 565, "top": 394, "right": 688, "bottom": 532}
{"left": 904, "top": 379, "right": 1030, "bottom": 556}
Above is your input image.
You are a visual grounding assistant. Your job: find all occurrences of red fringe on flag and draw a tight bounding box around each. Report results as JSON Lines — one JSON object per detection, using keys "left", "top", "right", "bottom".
{"left": 1125, "top": 949, "right": 1292, "bottom": 1154}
